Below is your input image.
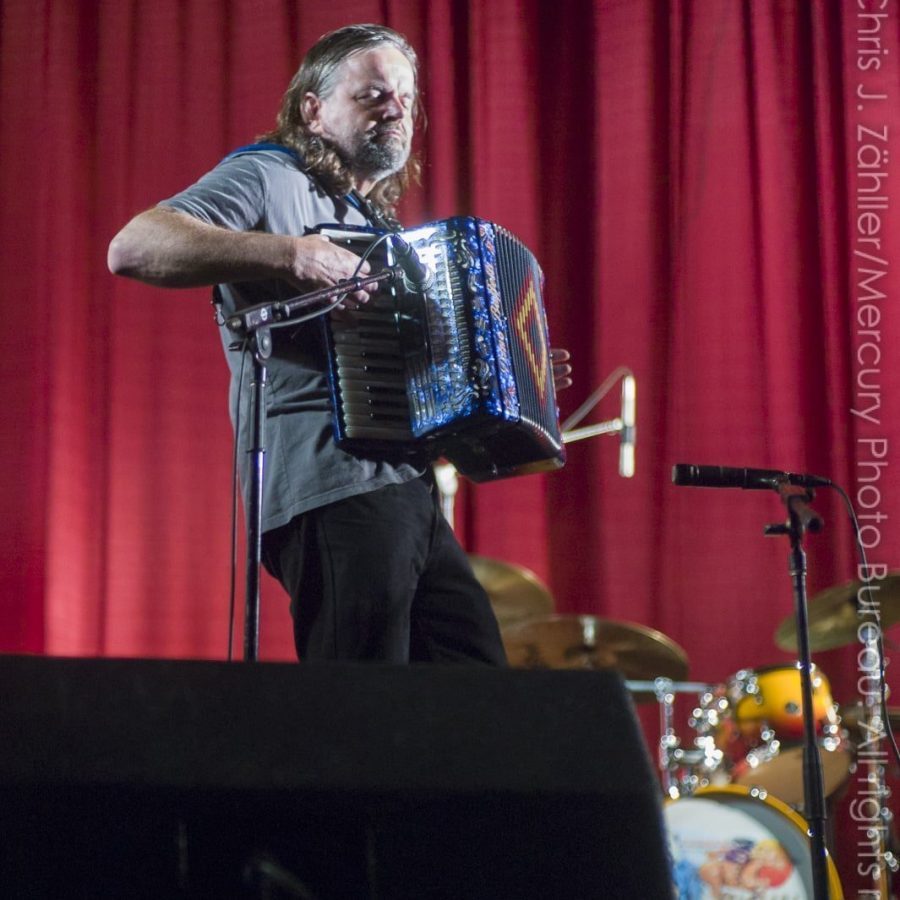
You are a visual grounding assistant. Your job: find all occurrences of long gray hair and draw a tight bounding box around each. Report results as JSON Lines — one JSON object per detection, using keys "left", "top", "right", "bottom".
{"left": 259, "top": 24, "right": 422, "bottom": 215}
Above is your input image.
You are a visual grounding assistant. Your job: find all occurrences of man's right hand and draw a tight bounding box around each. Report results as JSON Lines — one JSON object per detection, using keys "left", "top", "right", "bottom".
{"left": 287, "top": 234, "right": 374, "bottom": 309}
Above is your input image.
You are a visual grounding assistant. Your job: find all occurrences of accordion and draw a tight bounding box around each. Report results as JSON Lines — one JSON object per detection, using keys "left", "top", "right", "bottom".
{"left": 318, "top": 217, "right": 566, "bottom": 482}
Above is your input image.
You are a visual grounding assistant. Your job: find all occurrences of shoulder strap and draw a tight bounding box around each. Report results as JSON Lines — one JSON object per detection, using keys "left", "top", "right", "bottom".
{"left": 345, "top": 188, "right": 400, "bottom": 230}
{"left": 219, "top": 142, "right": 303, "bottom": 165}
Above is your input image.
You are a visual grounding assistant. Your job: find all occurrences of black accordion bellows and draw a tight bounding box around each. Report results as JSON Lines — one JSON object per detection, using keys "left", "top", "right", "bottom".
{"left": 319, "top": 217, "right": 566, "bottom": 483}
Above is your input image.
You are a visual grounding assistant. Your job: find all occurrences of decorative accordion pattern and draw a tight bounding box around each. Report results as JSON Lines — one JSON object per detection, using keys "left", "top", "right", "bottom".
{"left": 318, "top": 217, "right": 566, "bottom": 482}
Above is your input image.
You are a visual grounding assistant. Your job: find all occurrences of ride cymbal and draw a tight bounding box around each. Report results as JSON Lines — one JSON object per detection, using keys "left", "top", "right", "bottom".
{"left": 774, "top": 574, "right": 900, "bottom": 652}
{"left": 468, "top": 555, "right": 555, "bottom": 628}
{"left": 501, "top": 614, "right": 689, "bottom": 683}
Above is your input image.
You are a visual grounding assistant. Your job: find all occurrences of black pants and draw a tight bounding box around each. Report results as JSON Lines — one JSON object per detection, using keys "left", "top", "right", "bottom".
{"left": 262, "top": 476, "right": 507, "bottom": 664}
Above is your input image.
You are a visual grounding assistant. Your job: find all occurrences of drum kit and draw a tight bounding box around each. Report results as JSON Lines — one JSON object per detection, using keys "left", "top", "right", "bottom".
{"left": 473, "top": 558, "right": 900, "bottom": 899}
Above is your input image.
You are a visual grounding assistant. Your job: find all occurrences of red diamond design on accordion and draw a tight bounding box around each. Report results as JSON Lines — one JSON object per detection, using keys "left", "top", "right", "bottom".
{"left": 513, "top": 272, "right": 549, "bottom": 402}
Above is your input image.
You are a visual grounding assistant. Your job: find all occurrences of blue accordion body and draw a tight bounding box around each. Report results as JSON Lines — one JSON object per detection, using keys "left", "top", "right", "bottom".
{"left": 318, "top": 217, "right": 565, "bottom": 482}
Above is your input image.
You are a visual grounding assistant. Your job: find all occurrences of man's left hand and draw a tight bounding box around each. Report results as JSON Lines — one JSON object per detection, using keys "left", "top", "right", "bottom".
{"left": 551, "top": 348, "right": 572, "bottom": 392}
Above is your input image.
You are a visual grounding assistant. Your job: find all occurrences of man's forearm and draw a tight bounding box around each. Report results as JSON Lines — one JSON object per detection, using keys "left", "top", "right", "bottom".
{"left": 107, "top": 206, "right": 293, "bottom": 288}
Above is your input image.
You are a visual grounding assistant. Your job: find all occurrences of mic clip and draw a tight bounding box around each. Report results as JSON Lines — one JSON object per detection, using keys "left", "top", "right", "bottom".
{"left": 765, "top": 484, "right": 824, "bottom": 536}
{"left": 391, "top": 234, "right": 434, "bottom": 294}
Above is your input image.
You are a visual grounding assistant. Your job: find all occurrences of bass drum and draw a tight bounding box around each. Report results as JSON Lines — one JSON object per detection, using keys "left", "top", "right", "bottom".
{"left": 665, "top": 786, "right": 843, "bottom": 899}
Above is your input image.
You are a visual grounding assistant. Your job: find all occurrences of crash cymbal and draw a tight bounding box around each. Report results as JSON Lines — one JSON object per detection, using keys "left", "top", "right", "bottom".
{"left": 775, "top": 573, "right": 900, "bottom": 652}
{"left": 501, "top": 615, "right": 689, "bottom": 685}
{"left": 468, "top": 555, "right": 555, "bottom": 628}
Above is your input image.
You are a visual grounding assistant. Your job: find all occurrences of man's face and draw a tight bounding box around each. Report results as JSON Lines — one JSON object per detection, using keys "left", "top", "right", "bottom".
{"left": 304, "top": 45, "right": 416, "bottom": 190}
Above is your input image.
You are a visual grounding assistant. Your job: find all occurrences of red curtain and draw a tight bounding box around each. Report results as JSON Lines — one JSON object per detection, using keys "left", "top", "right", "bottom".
{"left": 1, "top": 0, "right": 898, "bottom": 884}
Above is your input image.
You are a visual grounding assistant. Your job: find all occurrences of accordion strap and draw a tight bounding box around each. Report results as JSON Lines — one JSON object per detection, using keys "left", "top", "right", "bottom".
{"left": 345, "top": 189, "right": 400, "bottom": 231}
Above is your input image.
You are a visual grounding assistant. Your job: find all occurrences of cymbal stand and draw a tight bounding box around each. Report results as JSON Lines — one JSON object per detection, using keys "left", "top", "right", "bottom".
{"left": 764, "top": 484, "right": 829, "bottom": 899}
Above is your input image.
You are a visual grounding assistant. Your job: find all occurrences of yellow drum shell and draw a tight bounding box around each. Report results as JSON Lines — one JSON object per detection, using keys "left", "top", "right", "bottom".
{"left": 732, "top": 664, "right": 837, "bottom": 742}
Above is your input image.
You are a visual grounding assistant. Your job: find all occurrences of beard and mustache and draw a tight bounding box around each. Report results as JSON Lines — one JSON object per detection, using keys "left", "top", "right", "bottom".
{"left": 339, "top": 125, "right": 410, "bottom": 182}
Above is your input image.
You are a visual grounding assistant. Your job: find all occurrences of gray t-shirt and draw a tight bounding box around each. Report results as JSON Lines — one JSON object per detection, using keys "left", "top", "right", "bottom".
{"left": 161, "top": 148, "right": 423, "bottom": 532}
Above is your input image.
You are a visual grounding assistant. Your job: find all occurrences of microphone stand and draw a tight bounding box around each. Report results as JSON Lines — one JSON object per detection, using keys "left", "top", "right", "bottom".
{"left": 764, "top": 484, "right": 830, "bottom": 899}
{"left": 226, "top": 268, "right": 400, "bottom": 661}
{"left": 560, "top": 368, "right": 635, "bottom": 477}
{"left": 242, "top": 326, "right": 270, "bottom": 663}
{"left": 561, "top": 419, "right": 623, "bottom": 443}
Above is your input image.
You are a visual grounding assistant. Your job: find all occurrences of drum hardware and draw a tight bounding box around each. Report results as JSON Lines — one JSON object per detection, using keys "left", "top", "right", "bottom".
{"left": 467, "top": 556, "right": 555, "bottom": 628}
{"left": 501, "top": 616, "right": 689, "bottom": 688}
{"left": 626, "top": 678, "right": 729, "bottom": 799}
{"left": 629, "top": 664, "right": 855, "bottom": 810}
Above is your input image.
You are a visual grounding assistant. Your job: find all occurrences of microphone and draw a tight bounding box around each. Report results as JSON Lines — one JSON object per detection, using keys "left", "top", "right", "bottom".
{"left": 619, "top": 375, "right": 636, "bottom": 477}
{"left": 672, "top": 464, "right": 832, "bottom": 490}
{"left": 391, "top": 234, "right": 434, "bottom": 294}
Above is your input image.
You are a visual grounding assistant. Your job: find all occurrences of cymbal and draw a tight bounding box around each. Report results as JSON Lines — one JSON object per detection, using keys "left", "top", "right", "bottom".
{"left": 501, "top": 615, "right": 689, "bottom": 685}
{"left": 468, "top": 555, "right": 555, "bottom": 628}
{"left": 774, "top": 574, "right": 900, "bottom": 652}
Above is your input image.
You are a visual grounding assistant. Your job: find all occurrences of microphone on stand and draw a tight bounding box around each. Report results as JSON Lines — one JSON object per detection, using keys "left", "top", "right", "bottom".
{"left": 672, "top": 464, "right": 831, "bottom": 490}
{"left": 619, "top": 375, "right": 636, "bottom": 478}
{"left": 391, "top": 234, "right": 434, "bottom": 294}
